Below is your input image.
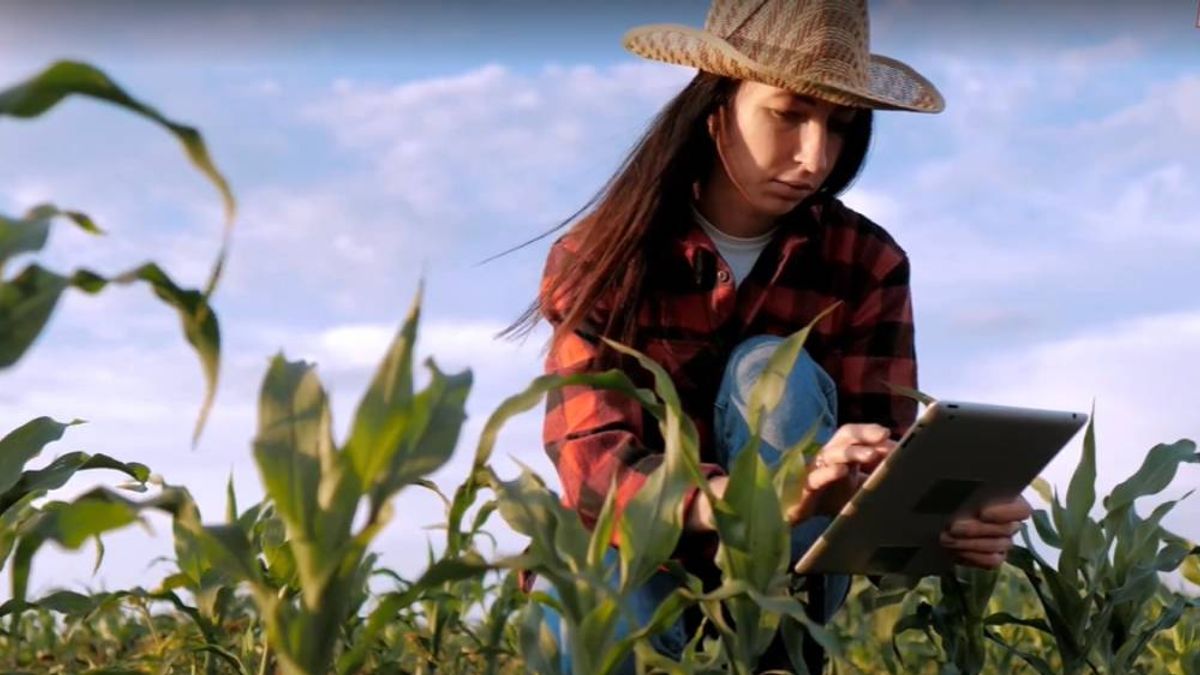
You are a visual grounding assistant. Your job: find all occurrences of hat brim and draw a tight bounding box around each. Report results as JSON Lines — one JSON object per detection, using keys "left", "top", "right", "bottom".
{"left": 623, "top": 24, "right": 945, "bottom": 114}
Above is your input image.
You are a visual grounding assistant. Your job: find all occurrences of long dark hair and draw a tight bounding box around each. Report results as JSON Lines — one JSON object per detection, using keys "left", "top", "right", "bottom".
{"left": 495, "top": 71, "right": 874, "bottom": 359}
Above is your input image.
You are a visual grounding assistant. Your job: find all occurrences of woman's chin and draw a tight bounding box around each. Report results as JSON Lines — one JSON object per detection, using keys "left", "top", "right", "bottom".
{"left": 759, "top": 194, "right": 807, "bottom": 215}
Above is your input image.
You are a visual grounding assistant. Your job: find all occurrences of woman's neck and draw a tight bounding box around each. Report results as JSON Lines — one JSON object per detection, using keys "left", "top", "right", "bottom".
{"left": 693, "top": 170, "right": 777, "bottom": 239}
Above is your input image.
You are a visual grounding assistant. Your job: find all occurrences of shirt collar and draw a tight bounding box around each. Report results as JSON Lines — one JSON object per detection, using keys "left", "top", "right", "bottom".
{"left": 669, "top": 198, "right": 824, "bottom": 288}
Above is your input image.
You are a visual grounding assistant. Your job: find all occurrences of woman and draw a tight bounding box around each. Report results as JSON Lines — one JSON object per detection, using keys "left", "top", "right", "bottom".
{"left": 501, "top": 0, "right": 1033, "bottom": 670}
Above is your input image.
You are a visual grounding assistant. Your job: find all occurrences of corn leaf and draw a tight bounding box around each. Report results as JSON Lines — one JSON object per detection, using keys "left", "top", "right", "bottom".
{"left": 1060, "top": 403, "right": 1098, "bottom": 583}
{"left": 0, "top": 417, "right": 84, "bottom": 496}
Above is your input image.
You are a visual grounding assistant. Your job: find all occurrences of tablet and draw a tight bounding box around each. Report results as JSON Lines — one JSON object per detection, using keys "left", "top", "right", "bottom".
{"left": 793, "top": 399, "right": 1088, "bottom": 576}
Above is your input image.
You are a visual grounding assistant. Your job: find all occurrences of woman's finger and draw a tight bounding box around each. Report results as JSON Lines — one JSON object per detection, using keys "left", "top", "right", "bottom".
{"left": 940, "top": 533, "right": 1013, "bottom": 555}
{"left": 979, "top": 496, "right": 1033, "bottom": 524}
{"left": 946, "top": 518, "right": 1020, "bottom": 539}
{"left": 816, "top": 442, "right": 891, "bottom": 468}
{"left": 806, "top": 462, "right": 851, "bottom": 491}
{"left": 828, "top": 423, "right": 891, "bottom": 450}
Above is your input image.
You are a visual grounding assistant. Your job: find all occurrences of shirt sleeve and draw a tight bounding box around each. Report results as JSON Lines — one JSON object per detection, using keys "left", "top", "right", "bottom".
{"left": 540, "top": 239, "right": 725, "bottom": 549}
{"left": 836, "top": 253, "right": 919, "bottom": 440}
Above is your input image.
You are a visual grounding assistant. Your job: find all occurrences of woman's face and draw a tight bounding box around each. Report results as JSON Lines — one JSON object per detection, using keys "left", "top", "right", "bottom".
{"left": 709, "top": 80, "right": 857, "bottom": 215}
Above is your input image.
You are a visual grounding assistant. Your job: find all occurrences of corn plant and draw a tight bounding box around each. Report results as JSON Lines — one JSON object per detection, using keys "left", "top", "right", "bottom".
{"left": 0, "top": 60, "right": 237, "bottom": 443}
{"left": 458, "top": 303, "right": 843, "bottom": 675}
{"left": 1002, "top": 414, "right": 1200, "bottom": 674}
{"left": 149, "top": 283, "right": 479, "bottom": 675}
{"left": 4, "top": 58, "right": 1200, "bottom": 675}
{"left": 883, "top": 408, "right": 1200, "bottom": 675}
{"left": 463, "top": 354, "right": 704, "bottom": 674}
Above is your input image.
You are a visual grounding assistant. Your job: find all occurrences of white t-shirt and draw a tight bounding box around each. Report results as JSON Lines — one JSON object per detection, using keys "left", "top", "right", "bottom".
{"left": 690, "top": 202, "right": 776, "bottom": 287}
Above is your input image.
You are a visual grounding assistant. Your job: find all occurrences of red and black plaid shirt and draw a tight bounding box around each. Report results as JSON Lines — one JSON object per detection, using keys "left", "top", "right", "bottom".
{"left": 530, "top": 195, "right": 917, "bottom": 584}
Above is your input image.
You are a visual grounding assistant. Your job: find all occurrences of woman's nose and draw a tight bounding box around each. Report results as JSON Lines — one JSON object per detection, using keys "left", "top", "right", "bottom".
{"left": 794, "top": 121, "right": 831, "bottom": 176}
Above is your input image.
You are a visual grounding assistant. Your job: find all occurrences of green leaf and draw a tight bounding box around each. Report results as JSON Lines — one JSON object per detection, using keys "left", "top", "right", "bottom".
{"left": 1104, "top": 439, "right": 1199, "bottom": 513}
{"left": 0, "top": 264, "right": 71, "bottom": 368}
{"left": 745, "top": 588, "right": 841, "bottom": 656}
{"left": 193, "top": 522, "right": 265, "bottom": 588}
{"left": 779, "top": 614, "right": 814, "bottom": 675}
{"left": 983, "top": 611, "right": 1053, "bottom": 634}
{"left": 602, "top": 338, "right": 697, "bottom": 592}
{"left": 0, "top": 491, "right": 39, "bottom": 569}
{"left": 573, "top": 596, "right": 622, "bottom": 674}
{"left": 773, "top": 423, "right": 821, "bottom": 523}
{"left": 1030, "top": 477, "right": 1054, "bottom": 506}
{"left": 601, "top": 334, "right": 726, "bottom": 516}
{"left": 335, "top": 552, "right": 530, "bottom": 675}
{"left": 0, "top": 208, "right": 51, "bottom": 264}
{"left": 1115, "top": 594, "right": 1190, "bottom": 669}
{"left": 1060, "top": 402, "right": 1098, "bottom": 583}
{"left": 1030, "top": 509, "right": 1062, "bottom": 548}
{"left": 112, "top": 263, "right": 221, "bottom": 446}
{"left": 744, "top": 302, "right": 840, "bottom": 435}
{"left": 9, "top": 487, "right": 191, "bottom": 604}
{"left": 225, "top": 470, "right": 238, "bottom": 524}
{"left": 715, "top": 433, "right": 788, "bottom": 592}
{"left": 858, "top": 588, "right": 909, "bottom": 612}
{"left": 586, "top": 474, "right": 620, "bottom": 571}
{"left": 1181, "top": 547, "right": 1200, "bottom": 586}
{"left": 1155, "top": 542, "right": 1197, "bottom": 572}
{"left": 253, "top": 356, "right": 330, "bottom": 534}
{"left": 252, "top": 354, "right": 350, "bottom": 610}
{"left": 448, "top": 366, "right": 663, "bottom": 557}
{"left": 0, "top": 60, "right": 236, "bottom": 287}
{"left": 1126, "top": 490, "right": 1193, "bottom": 572}
{"left": 368, "top": 357, "right": 471, "bottom": 512}
{"left": 0, "top": 203, "right": 107, "bottom": 271}
{"left": 612, "top": 585, "right": 693, "bottom": 659}
{"left": 984, "top": 629, "right": 1057, "bottom": 675}
{"left": 1, "top": 451, "right": 149, "bottom": 517}
{"left": 711, "top": 432, "right": 789, "bottom": 663}
{"left": 892, "top": 601, "right": 935, "bottom": 662}
{"left": 343, "top": 284, "right": 419, "bottom": 489}
{"left": 489, "top": 467, "right": 590, "bottom": 582}
{"left": 516, "top": 601, "right": 564, "bottom": 675}
{"left": 1007, "top": 542, "right": 1084, "bottom": 665}
{"left": 0, "top": 262, "right": 222, "bottom": 443}
{"left": 0, "top": 417, "right": 83, "bottom": 496}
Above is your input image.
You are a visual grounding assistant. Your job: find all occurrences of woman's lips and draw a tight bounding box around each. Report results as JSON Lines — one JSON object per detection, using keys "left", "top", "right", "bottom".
{"left": 774, "top": 180, "right": 815, "bottom": 194}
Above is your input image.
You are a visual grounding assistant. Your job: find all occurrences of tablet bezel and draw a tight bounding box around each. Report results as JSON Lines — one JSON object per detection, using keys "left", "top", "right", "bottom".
{"left": 792, "top": 399, "right": 1088, "bottom": 576}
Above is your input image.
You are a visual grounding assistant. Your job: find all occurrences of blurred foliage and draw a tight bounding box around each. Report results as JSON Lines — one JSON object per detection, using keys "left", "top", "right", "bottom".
{"left": 1, "top": 61, "right": 1197, "bottom": 674}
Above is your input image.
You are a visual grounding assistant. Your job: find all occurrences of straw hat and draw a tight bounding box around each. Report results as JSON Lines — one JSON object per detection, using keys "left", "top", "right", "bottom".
{"left": 622, "top": 0, "right": 944, "bottom": 113}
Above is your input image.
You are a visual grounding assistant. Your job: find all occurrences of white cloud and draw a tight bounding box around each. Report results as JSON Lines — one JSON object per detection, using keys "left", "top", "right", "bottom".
{"left": 1080, "top": 162, "right": 1199, "bottom": 245}
{"left": 1080, "top": 75, "right": 1200, "bottom": 136}
{"left": 301, "top": 61, "right": 690, "bottom": 228}
{"left": 309, "top": 318, "right": 539, "bottom": 372}
{"left": 1056, "top": 36, "right": 1142, "bottom": 74}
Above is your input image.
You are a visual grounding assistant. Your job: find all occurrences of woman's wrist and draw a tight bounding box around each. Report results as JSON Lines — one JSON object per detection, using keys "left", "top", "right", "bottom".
{"left": 684, "top": 475, "right": 729, "bottom": 533}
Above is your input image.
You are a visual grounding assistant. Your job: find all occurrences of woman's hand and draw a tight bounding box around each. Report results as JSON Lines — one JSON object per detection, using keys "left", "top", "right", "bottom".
{"left": 781, "top": 423, "right": 895, "bottom": 526}
{"left": 939, "top": 496, "right": 1033, "bottom": 569}
{"left": 685, "top": 423, "right": 894, "bottom": 533}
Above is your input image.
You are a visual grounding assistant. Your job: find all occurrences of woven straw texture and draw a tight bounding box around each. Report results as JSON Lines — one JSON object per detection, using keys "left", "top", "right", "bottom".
{"left": 623, "top": 0, "right": 944, "bottom": 113}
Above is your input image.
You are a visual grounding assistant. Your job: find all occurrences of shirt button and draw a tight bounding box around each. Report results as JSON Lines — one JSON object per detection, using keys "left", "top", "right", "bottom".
{"left": 717, "top": 269, "right": 731, "bottom": 284}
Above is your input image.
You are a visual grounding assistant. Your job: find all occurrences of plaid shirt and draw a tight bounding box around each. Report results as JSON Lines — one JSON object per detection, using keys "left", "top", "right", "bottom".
{"left": 528, "top": 196, "right": 917, "bottom": 587}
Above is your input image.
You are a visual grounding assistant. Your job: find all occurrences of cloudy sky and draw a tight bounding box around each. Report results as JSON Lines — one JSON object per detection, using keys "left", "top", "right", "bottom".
{"left": 2, "top": 0, "right": 1198, "bottom": 598}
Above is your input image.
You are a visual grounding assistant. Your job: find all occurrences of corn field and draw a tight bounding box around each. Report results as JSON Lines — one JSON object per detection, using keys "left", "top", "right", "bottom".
{"left": 1, "top": 62, "right": 1197, "bottom": 675}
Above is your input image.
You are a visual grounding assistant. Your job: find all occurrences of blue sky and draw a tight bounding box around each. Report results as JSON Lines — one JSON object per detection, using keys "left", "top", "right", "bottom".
{"left": 1, "top": 0, "right": 1198, "bottom": 597}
